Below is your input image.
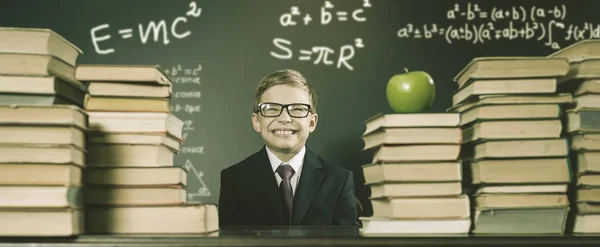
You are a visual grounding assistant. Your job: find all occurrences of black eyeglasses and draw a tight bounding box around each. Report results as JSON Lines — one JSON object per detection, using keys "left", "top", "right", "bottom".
{"left": 256, "top": 102, "right": 312, "bottom": 118}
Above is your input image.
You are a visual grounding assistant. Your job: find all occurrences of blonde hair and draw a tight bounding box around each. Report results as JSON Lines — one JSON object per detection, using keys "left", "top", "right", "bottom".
{"left": 253, "top": 69, "right": 318, "bottom": 113}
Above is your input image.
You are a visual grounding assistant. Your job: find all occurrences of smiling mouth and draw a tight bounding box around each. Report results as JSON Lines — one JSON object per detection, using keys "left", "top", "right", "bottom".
{"left": 272, "top": 130, "right": 296, "bottom": 136}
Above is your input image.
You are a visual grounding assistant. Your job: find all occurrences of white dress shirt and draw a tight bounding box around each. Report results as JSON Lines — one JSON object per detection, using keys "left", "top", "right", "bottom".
{"left": 266, "top": 146, "right": 305, "bottom": 196}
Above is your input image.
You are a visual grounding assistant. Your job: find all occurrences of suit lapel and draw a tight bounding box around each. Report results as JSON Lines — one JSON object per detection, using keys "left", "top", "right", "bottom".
{"left": 249, "top": 146, "right": 286, "bottom": 222}
{"left": 291, "top": 148, "right": 324, "bottom": 224}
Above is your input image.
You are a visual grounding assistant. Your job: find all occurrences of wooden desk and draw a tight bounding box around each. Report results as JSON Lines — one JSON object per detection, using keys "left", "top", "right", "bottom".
{"left": 1, "top": 227, "right": 600, "bottom": 247}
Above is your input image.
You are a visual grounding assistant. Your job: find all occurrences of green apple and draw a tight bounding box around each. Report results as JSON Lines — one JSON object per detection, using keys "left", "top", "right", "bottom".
{"left": 386, "top": 68, "right": 435, "bottom": 113}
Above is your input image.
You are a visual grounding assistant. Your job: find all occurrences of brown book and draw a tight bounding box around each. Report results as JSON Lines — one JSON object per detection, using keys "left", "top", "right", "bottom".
{"left": 558, "top": 58, "right": 600, "bottom": 83}
{"left": 576, "top": 202, "right": 600, "bottom": 215}
{"left": 571, "top": 133, "right": 600, "bottom": 151}
{"left": 86, "top": 204, "right": 218, "bottom": 234}
{"left": 0, "top": 53, "right": 81, "bottom": 88}
{"left": 371, "top": 195, "right": 470, "bottom": 219}
{"left": 362, "top": 162, "right": 461, "bottom": 184}
{"left": 0, "top": 163, "right": 81, "bottom": 185}
{"left": 566, "top": 108, "right": 600, "bottom": 133}
{"left": 577, "top": 174, "right": 600, "bottom": 187}
{"left": 572, "top": 94, "right": 600, "bottom": 110}
{"left": 573, "top": 214, "right": 600, "bottom": 233}
{"left": 75, "top": 64, "right": 172, "bottom": 86}
{"left": 0, "top": 104, "right": 86, "bottom": 128}
{"left": 559, "top": 78, "right": 600, "bottom": 95}
{"left": 475, "top": 184, "right": 568, "bottom": 194}
{"left": 472, "top": 207, "right": 569, "bottom": 235}
{"left": 468, "top": 158, "right": 570, "bottom": 184}
{"left": 363, "top": 112, "right": 459, "bottom": 135}
{"left": 359, "top": 217, "right": 471, "bottom": 236}
{"left": 86, "top": 143, "right": 176, "bottom": 167}
{"left": 372, "top": 144, "right": 460, "bottom": 163}
{"left": 0, "top": 27, "right": 82, "bottom": 66}
{"left": 87, "top": 111, "right": 183, "bottom": 140}
{"left": 85, "top": 186, "right": 186, "bottom": 206}
{"left": 362, "top": 127, "right": 461, "bottom": 150}
{"left": 462, "top": 119, "right": 562, "bottom": 143}
{"left": 0, "top": 185, "right": 81, "bottom": 208}
{"left": 574, "top": 152, "right": 600, "bottom": 174}
{"left": 461, "top": 138, "right": 569, "bottom": 160}
{"left": 0, "top": 208, "right": 82, "bottom": 236}
{"left": 453, "top": 56, "right": 569, "bottom": 88}
{"left": 548, "top": 39, "right": 600, "bottom": 62}
{"left": 0, "top": 144, "right": 85, "bottom": 166}
{"left": 87, "top": 132, "right": 182, "bottom": 152}
{"left": 452, "top": 78, "right": 558, "bottom": 106}
{"left": 369, "top": 182, "right": 462, "bottom": 198}
{"left": 458, "top": 104, "right": 562, "bottom": 126}
{"left": 577, "top": 188, "right": 600, "bottom": 202}
{"left": 0, "top": 75, "right": 86, "bottom": 105}
{"left": 447, "top": 93, "right": 572, "bottom": 113}
{"left": 85, "top": 167, "right": 186, "bottom": 186}
{"left": 474, "top": 193, "right": 569, "bottom": 209}
{"left": 88, "top": 81, "right": 171, "bottom": 97}
{"left": 0, "top": 125, "right": 85, "bottom": 150}
{"left": 85, "top": 95, "right": 170, "bottom": 112}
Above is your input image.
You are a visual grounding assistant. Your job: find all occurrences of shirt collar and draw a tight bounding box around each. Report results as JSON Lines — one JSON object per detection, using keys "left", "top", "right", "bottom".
{"left": 266, "top": 146, "right": 305, "bottom": 174}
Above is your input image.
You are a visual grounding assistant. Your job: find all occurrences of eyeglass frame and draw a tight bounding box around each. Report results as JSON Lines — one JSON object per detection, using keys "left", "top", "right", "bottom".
{"left": 255, "top": 102, "right": 313, "bottom": 118}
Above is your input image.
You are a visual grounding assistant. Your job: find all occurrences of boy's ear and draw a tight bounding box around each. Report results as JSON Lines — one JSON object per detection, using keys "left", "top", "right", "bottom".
{"left": 308, "top": 113, "right": 318, "bottom": 133}
{"left": 251, "top": 113, "right": 261, "bottom": 132}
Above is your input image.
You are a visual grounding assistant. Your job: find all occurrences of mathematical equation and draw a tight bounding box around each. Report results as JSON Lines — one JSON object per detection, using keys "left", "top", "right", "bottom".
{"left": 446, "top": 3, "right": 566, "bottom": 22}
{"left": 279, "top": 0, "right": 371, "bottom": 27}
{"left": 165, "top": 64, "right": 202, "bottom": 85}
{"left": 398, "top": 3, "right": 596, "bottom": 50}
{"left": 162, "top": 63, "right": 203, "bottom": 147}
{"left": 273, "top": 0, "right": 370, "bottom": 71}
{"left": 181, "top": 119, "right": 197, "bottom": 142}
{"left": 171, "top": 104, "right": 201, "bottom": 114}
{"left": 90, "top": 1, "right": 202, "bottom": 54}
{"left": 270, "top": 38, "right": 364, "bottom": 71}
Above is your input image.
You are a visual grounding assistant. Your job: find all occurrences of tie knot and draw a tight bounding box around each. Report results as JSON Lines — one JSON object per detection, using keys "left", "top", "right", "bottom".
{"left": 276, "top": 164, "right": 295, "bottom": 180}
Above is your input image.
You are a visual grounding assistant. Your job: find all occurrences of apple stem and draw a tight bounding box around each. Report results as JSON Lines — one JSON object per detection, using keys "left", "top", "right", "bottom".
{"left": 403, "top": 68, "right": 408, "bottom": 73}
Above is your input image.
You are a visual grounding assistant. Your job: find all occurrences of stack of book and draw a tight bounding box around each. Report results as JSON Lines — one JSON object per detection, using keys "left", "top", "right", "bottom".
{"left": 74, "top": 65, "right": 218, "bottom": 234}
{"left": 358, "top": 112, "right": 470, "bottom": 236}
{"left": 549, "top": 39, "right": 600, "bottom": 233}
{"left": 449, "top": 56, "right": 573, "bottom": 235}
{"left": 0, "top": 27, "right": 87, "bottom": 236}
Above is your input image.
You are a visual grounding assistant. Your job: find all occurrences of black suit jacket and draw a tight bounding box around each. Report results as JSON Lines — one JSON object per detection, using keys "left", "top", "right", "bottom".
{"left": 218, "top": 146, "right": 358, "bottom": 226}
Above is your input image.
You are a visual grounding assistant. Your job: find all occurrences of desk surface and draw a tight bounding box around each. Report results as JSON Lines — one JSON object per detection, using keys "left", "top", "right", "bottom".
{"left": 1, "top": 227, "right": 600, "bottom": 247}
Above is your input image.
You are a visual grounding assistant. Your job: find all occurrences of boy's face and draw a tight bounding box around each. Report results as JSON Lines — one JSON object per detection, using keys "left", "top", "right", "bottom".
{"left": 252, "top": 84, "right": 318, "bottom": 156}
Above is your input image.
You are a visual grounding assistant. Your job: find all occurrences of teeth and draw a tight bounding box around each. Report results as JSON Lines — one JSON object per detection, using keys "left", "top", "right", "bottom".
{"left": 274, "top": 130, "right": 294, "bottom": 135}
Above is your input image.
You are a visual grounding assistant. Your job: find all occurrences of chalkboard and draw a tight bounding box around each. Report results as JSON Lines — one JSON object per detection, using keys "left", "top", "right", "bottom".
{"left": 2, "top": 0, "right": 599, "bottom": 216}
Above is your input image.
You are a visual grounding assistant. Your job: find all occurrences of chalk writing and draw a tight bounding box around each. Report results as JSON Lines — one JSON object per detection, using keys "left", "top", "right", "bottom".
{"left": 174, "top": 91, "right": 201, "bottom": 98}
{"left": 270, "top": 37, "right": 365, "bottom": 71}
{"left": 159, "top": 63, "right": 203, "bottom": 167}
{"left": 398, "top": 3, "right": 599, "bottom": 50}
{"left": 171, "top": 104, "right": 201, "bottom": 114}
{"left": 182, "top": 146, "right": 205, "bottom": 154}
{"left": 273, "top": 0, "right": 370, "bottom": 70}
{"left": 445, "top": 3, "right": 566, "bottom": 22}
{"left": 166, "top": 64, "right": 202, "bottom": 77}
{"left": 90, "top": 1, "right": 202, "bottom": 54}
{"left": 184, "top": 159, "right": 211, "bottom": 199}
{"left": 279, "top": 0, "right": 371, "bottom": 27}
{"left": 166, "top": 64, "right": 202, "bottom": 85}
{"left": 183, "top": 120, "right": 195, "bottom": 131}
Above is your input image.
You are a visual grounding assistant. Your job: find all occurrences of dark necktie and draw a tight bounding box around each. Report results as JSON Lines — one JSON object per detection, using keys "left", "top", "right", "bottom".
{"left": 276, "top": 163, "right": 295, "bottom": 223}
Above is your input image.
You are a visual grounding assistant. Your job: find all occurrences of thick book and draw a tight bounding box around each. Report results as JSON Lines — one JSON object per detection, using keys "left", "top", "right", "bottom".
{"left": 0, "top": 27, "right": 82, "bottom": 66}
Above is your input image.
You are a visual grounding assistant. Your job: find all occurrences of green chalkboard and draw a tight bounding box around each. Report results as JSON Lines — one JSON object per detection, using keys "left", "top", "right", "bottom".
{"left": 2, "top": 0, "right": 599, "bottom": 216}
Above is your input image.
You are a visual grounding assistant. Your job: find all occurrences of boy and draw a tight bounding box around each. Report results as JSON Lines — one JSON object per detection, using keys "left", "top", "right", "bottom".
{"left": 218, "top": 69, "right": 358, "bottom": 226}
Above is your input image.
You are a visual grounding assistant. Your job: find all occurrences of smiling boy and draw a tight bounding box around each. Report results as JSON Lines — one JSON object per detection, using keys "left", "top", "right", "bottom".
{"left": 218, "top": 69, "right": 358, "bottom": 226}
